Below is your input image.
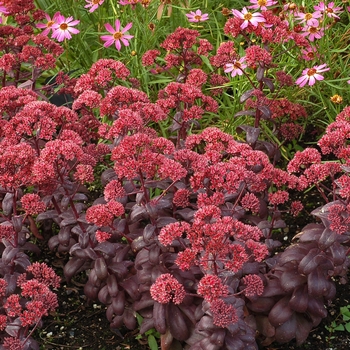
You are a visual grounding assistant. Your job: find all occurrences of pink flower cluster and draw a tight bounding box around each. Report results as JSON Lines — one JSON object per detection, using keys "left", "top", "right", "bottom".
{"left": 150, "top": 274, "right": 186, "bottom": 304}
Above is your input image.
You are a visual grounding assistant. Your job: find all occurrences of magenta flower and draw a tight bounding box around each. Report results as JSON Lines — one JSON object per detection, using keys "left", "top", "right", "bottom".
{"left": 314, "top": 2, "right": 343, "bottom": 19}
{"left": 302, "top": 24, "right": 325, "bottom": 41}
{"left": 301, "top": 46, "right": 319, "bottom": 61}
{"left": 295, "top": 11, "right": 322, "bottom": 26}
{"left": 224, "top": 57, "right": 247, "bottom": 77}
{"left": 0, "top": 2, "right": 9, "bottom": 24}
{"left": 295, "top": 64, "right": 330, "bottom": 87}
{"left": 101, "top": 19, "right": 133, "bottom": 51}
{"left": 186, "top": 9, "right": 209, "bottom": 22}
{"left": 36, "top": 12, "right": 61, "bottom": 36}
{"left": 51, "top": 14, "right": 80, "bottom": 42}
{"left": 232, "top": 7, "right": 266, "bottom": 29}
{"left": 84, "top": 0, "right": 104, "bottom": 13}
{"left": 248, "top": 0, "right": 277, "bottom": 11}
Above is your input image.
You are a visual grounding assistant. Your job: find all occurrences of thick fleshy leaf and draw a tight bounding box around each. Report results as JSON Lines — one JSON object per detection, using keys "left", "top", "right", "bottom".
{"left": 289, "top": 285, "right": 308, "bottom": 313}
{"left": 130, "top": 205, "right": 148, "bottom": 222}
{"left": 167, "top": 303, "right": 190, "bottom": 341}
{"left": 153, "top": 302, "right": 167, "bottom": 334}
{"left": 143, "top": 224, "right": 156, "bottom": 242}
{"left": 112, "top": 291, "right": 126, "bottom": 316}
{"left": 306, "top": 296, "right": 327, "bottom": 318}
{"left": 295, "top": 314, "right": 314, "bottom": 345}
{"left": 307, "top": 269, "right": 330, "bottom": 297}
{"left": 94, "top": 257, "right": 108, "bottom": 280}
{"left": 262, "top": 77, "right": 275, "bottom": 92}
{"left": 2, "top": 193, "right": 14, "bottom": 216}
{"left": 36, "top": 210, "right": 59, "bottom": 222}
{"left": 247, "top": 297, "right": 275, "bottom": 313}
{"left": 107, "top": 274, "right": 119, "bottom": 297}
{"left": 123, "top": 307, "right": 137, "bottom": 330}
{"left": 240, "top": 89, "right": 255, "bottom": 103}
{"left": 101, "top": 168, "right": 118, "bottom": 186}
{"left": 280, "top": 269, "right": 306, "bottom": 292}
{"left": 274, "top": 313, "right": 297, "bottom": 343}
{"left": 298, "top": 248, "right": 321, "bottom": 274}
{"left": 94, "top": 241, "right": 117, "bottom": 257}
{"left": 2, "top": 247, "right": 19, "bottom": 265}
{"left": 98, "top": 285, "right": 112, "bottom": 305}
{"left": 63, "top": 257, "right": 86, "bottom": 282}
{"left": 268, "top": 296, "right": 294, "bottom": 327}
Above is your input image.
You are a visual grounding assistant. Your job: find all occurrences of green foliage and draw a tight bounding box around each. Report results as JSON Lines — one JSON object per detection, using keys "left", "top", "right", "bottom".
{"left": 326, "top": 305, "right": 350, "bottom": 337}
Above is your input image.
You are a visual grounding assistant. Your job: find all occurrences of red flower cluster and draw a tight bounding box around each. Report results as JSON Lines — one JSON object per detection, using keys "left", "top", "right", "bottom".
{"left": 150, "top": 274, "right": 186, "bottom": 304}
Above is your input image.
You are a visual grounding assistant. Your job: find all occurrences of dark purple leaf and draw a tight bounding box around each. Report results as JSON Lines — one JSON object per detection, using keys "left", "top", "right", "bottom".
{"left": 307, "top": 269, "right": 331, "bottom": 297}
{"left": 268, "top": 296, "right": 294, "bottom": 327}
{"left": 329, "top": 242, "right": 346, "bottom": 265}
{"left": 143, "top": 224, "right": 156, "bottom": 241}
{"left": 107, "top": 274, "right": 119, "bottom": 297}
{"left": 5, "top": 318, "right": 21, "bottom": 337}
{"left": 167, "top": 303, "right": 190, "bottom": 341}
{"left": 101, "top": 168, "right": 118, "bottom": 186}
{"left": 156, "top": 216, "right": 178, "bottom": 228}
{"left": 58, "top": 226, "right": 71, "bottom": 246}
{"left": 262, "top": 77, "right": 275, "bottom": 92}
{"left": 36, "top": 210, "right": 59, "bottom": 222}
{"left": 133, "top": 293, "right": 154, "bottom": 311}
{"left": 3, "top": 247, "right": 19, "bottom": 264}
{"left": 98, "top": 285, "right": 111, "bottom": 305}
{"left": 247, "top": 297, "right": 275, "bottom": 313}
{"left": 280, "top": 269, "right": 306, "bottom": 292}
{"left": 306, "top": 296, "right": 327, "bottom": 318}
{"left": 84, "top": 281, "right": 99, "bottom": 300}
{"left": 318, "top": 227, "right": 337, "bottom": 249}
{"left": 72, "top": 193, "right": 88, "bottom": 201}
{"left": 112, "top": 291, "right": 126, "bottom": 316}
{"left": 2, "top": 193, "right": 14, "bottom": 216}
{"left": 256, "top": 65, "right": 265, "bottom": 81}
{"left": 295, "top": 314, "right": 314, "bottom": 345}
{"left": 94, "top": 257, "right": 108, "bottom": 280}
{"left": 123, "top": 307, "right": 136, "bottom": 330}
{"left": 274, "top": 313, "right": 297, "bottom": 343}
{"left": 234, "top": 109, "right": 256, "bottom": 117}
{"left": 237, "top": 125, "right": 260, "bottom": 144}
{"left": 48, "top": 235, "right": 60, "bottom": 250}
{"left": 289, "top": 285, "right": 308, "bottom": 313}
{"left": 20, "top": 242, "right": 41, "bottom": 254}
{"left": 153, "top": 302, "right": 166, "bottom": 334}
{"left": 94, "top": 241, "right": 117, "bottom": 257}
{"left": 78, "top": 231, "right": 90, "bottom": 249}
{"left": 174, "top": 208, "right": 195, "bottom": 221}
{"left": 298, "top": 248, "right": 320, "bottom": 274}
{"left": 63, "top": 257, "right": 86, "bottom": 282}
{"left": 257, "top": 105, "right": 272, "bottom": 119}
{"left": 130, "top": 205, "right": 148, "bottom": 222}
{"left": 109, "top": 262, "right": 132, "bottom": 280}
{"left": 119, "top": 277, "right": 140, "bottom": 300}
{"left": 139, "top": 317, "right": 155, "bottom": 334}
{"left": 239, "top": 89, "right": 255, "bottom": 103}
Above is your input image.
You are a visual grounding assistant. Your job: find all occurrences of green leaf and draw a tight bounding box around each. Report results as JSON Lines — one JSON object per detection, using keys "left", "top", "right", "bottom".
{"left": 148, "top": 335, "right": 159, "bottom": 350}
{"left": 345, "top": 323, "right": 350, "bottom": 333}
{"left": 334, "top": 324, "right": 345, "bottom": 331}
{"left": 200, "top": 55, "right": 213, "bottom": 72}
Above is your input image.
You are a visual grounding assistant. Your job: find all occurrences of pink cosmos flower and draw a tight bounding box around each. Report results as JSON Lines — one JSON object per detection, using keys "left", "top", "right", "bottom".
{"left": 224, "top": 57, "right": 247, "bottom": 77}
{"left": 36, "top": 12, "right": 61, "bottom": 36}
{"left": 295, "top": 64, "right": 330, "bottom": 87}
{"left": 51, "top": 14, "right": 80, "bottom": 42}
{"left": 302, "top": 24, "right": 325, "bottom": 41}
{"left": 248, "top": 0, "right": 277, "bottom": 11}
{"left": 314, "top": 2, "right": 343, "bottom": 19}
{"left": 84, "top": 0, "right": 104, "bottom": 13}
{"left": 186, "top": 9, "right": 209, "bottom": 22}
{"left": 295, "top": 11, "right": 322, "bottom": 26}
{"left": 301, "top": 46, "right": 319, "bottom": 61}
{"left": 231, "top": 7, "right": 266, "bottom": 29}
{"left": 101, "top": 19, "right": 133, "bottom": 51}
{"left": 0, "top": 2, "right": 9, "bottom": 24}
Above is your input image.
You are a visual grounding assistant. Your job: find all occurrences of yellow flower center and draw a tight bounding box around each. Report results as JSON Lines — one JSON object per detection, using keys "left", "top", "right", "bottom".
{"left": 234, "top": 62, "right": 242, "bottom": 69}
{"left": 326, "top": 8, "right": 333, "bottom": 13}
{"left": 258, "top": 0, "right": 267, "bottom": 6}
{"left": 307, "top": 68, "right": 317, "bottom": 76}
{"left": 305, "top": 13, "right": 313, "bottom": 20}
{"left": 307, "top": 52, "right": 315, "bottom": 59}
{"left": 60, "top": 23, "right": 68, "bottom": 30}
{"left": 47, "top": 20, "right": 54, "bottom": 28}
{"left": 244, "top": 13, "right": 253, "bottom": 21}
{"left": 194, "top": 15, "right": 202, "bottom": 21}
{"left": 330, "top": 94, "right": 343, "bottom": 104}
{"left": 113, "top": 32, "right": 123, "bottom": 40}
{"left": 93, "top": 0, "right": 100, "bottom": 4}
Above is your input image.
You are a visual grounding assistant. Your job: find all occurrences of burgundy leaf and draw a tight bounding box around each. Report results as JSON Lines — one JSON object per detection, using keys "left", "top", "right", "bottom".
{"left": 153, "top": 302, "right": 167, "bottom": 334}
{"left": 5, "top": 318, "right": 21, "bottom": 337}
{"left": 156, "top": 216, "right": 178, "bottom": 228}
{"left": 84, "top": 282, "right": 99, "bottom": 300}
{"left": 298, "top": 248, "right": 321, "bottom": 275}
{"left": 107, "top": 274, "right": 119, "bottom": 297}
{"left": 289, "top": 285, "right": 308, "bottom": 313}
{"left": 101, "top": 168, "right": 118, "bottom": 186}
{"left": 234, "top": 109, "right": 256, "bottom": 117}
{"left": 48, "top": 235, "right": 60, "bottom": 250}
{"left": 130, "top": 205, "right": 148, "bottom": 222}
{"left": 307, "top": 269, "right": 330, "bottom": 297}
{"left": 280, "top": 269, "right": 306, "bottom": 292}
{"left": 112, "top": 291, "right": 126, "bottom": 316}
{"left": 167, "top": 303, "right": 190, "bottom": 341}
{"left": 247, "top": 297, "right": 275, "bottom": 313}
{"left": 139, "top": 317, "right": 155, "bottom": 334}
{"left": 36, "top": 210, "right": 59, "bottom": 222}
{"left": 274, "top": 313, "right": 297, "bottom": 343}
{"left": 63, "top": 257, "right": 86, "bottom": 283}
{"left": 143, "top": 224, "right": 156, "bottom": 241}
{"left": 119, "top": 277, "right": 140, "bottom": 300}
{"left": 295, "top": 314, "right": 314, "bottom": 345}
{"left": 94, "top": 257, "right": 108, "bottom": 280}
{"left": 58, "top": 226, "right": 71, "bottom": 246}
{"left": 268, "top": 296, "right": 294, "bottom": 327}
{"left": 94, "top": 241, "right": 117, "bottom": 257}
{"left": 123, "top": 307, "right": 137, "bottom": 330}
{"left": 306, "top": 296, "right": 327, "bottom": 319}
{"left": 239, "top": 88, "right": 255, "bottom": 103}
{"left": 98, "top": 285, "right": 112, "bottom": 305}
{"left": 262, "top": 77, "right": 275, "bottom": 92}
{"left": 2, "top": 247, "right": 19, "bottom": 265}
{"left": 2, "top": 193, "right": 14, "bottom": 216}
